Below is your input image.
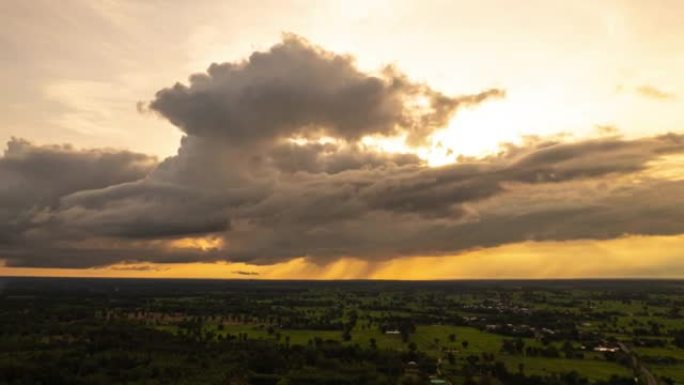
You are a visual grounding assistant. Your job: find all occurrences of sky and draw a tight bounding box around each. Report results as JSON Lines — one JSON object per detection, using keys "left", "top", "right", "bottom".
{"left": 1, "top": 0, "right": 684, "bottom": 279}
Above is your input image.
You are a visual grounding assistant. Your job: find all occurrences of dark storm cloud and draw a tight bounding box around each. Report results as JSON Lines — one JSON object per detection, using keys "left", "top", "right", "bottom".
{"left": 1, "top": 245, "right": 226, "bottom": 268}
{"left": 149, "top": 35, "right": 504, "bottom": 146}
{"left": 0, "top": 138, "right": 156, "bottom": 246}
{"left": 0, "top": 138, "right": 156, "bottom": 208}
{"left": 346, "top": 133, "right": 684, "bottom": 216}
{"left": 3, "top": 133, "right": 684, "bottom": 267}
{"left": 268, "top": 141, "right": 421, "bottom": 174}
{"left": 218, "top": 134, "right": 684, "bottom": 264}
{"left": 3, "top": 37, "right": 684, "bottom": 268}
{"left": 54, "top": 181, "right": 231, "bottom": 238}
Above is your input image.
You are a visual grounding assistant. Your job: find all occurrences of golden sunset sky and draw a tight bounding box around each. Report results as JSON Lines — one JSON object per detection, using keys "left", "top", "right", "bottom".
{"left": 1, "top": 0, "right": 683, "bottom": 279}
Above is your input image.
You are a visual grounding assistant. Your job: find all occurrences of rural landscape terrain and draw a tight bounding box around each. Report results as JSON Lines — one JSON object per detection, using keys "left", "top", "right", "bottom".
{"left": 1, "top": 278, "right": 682, "bottom": 385}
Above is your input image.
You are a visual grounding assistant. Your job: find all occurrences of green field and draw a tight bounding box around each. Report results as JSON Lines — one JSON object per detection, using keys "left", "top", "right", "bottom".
{"left": 4, "top": 278, "right": 683, "bottom": 385}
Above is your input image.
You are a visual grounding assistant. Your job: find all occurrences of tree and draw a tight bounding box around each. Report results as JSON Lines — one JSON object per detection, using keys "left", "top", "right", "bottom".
{"left": 515, "top": 338, "right": 525, "bottom": 354}
{"left": 466, "top": 354, "right": 479, "bottom": 367}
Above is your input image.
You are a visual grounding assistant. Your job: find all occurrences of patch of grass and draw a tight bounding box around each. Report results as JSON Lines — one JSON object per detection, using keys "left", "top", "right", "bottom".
{"left": 635, "top": 346, "right": 684, "bottom": 361}
{"left": 649, "top": 364, "right": 684, "bottom": 384}
{"left": 503, "top": 356, "right": 632, "bottom": 381}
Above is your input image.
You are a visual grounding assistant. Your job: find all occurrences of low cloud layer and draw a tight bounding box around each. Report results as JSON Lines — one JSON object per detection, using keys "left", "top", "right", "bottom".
{"left": 2, "top": 37, "right": 684, "bottom": 269}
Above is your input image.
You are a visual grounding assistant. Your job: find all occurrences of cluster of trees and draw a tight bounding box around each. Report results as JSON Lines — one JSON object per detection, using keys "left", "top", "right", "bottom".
{"left": 673, "top": 329, "right": 684, "bottom": 349}
{"left": 0, "top": 319, "right": 422, "bottom": 385}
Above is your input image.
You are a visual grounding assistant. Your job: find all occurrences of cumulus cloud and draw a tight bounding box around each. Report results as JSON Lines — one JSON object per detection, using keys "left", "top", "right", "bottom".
{"left": 2, "top": 36, "right": 684, "bottom": 269}
{"left": 149, "top": 35, "right": 504, "bottom": 146}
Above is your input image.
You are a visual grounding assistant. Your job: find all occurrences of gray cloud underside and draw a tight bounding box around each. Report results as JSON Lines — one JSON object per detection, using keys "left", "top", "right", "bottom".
{"left": 3, "top": 131, "right": 684, "bottom": 268}
{"left": 2, "top": 36, "right": 684, "bottom": 268}
{"left": 149, "top": 35, "right": 504, "bottom": 146}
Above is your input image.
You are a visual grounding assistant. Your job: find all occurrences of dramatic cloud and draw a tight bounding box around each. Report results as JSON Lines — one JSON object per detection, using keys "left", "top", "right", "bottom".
{"left": 2, "top": 36, "right": 684, "bottom": 269}
{"left": 219, "top": 134, "right": 684, "bottom": 264}
{"left": 0, "top": 138, "right": 156, "bottom": 246}
{"left": 149, "top": 35, "right": 504, "bottom": 146}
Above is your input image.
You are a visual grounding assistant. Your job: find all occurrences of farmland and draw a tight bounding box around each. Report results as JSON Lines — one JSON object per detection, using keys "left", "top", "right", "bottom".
{"left": 1, "top": 278, "right": 683, "bottom": 385}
